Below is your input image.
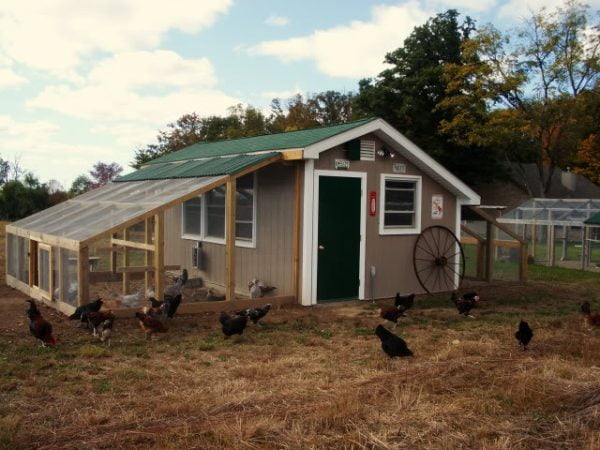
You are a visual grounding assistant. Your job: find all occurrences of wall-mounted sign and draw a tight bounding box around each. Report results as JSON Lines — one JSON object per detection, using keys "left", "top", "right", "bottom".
{"left": 335, "top": 158, "right": 350, "bottom": 170}
{"left": 432, "top": 195, "right": 443, "bottom": 219}
{"left": 392, "top": 163, "right": 406, "bottom": 173}
{"left": 369, "top": 191, "right": 377, "bottom": 216}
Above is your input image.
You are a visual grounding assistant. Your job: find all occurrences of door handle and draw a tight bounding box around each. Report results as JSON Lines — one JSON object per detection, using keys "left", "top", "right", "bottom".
{"left": 318, "top": 245, "right": 325, "bottom": 250}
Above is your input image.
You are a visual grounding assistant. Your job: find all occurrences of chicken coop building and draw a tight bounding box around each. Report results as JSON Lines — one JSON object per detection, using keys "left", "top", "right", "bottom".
{"left": 6, "top": 118, "right": 480, "bottom": 315}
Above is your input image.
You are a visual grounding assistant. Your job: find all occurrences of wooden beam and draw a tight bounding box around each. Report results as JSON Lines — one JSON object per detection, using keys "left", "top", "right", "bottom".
{"left": 28, "top": 239, "right": 36, "bottom": 286}
{"left": 154, "top": 212, "right": 165, "bottom": 299}
{"left": 231, "top": 154, "right": 282, "bottom": 180}
{"left": 548, "top": 224, "right": 555, "bottom": 266}
{"left": 7, "top": 225, "right": 80, "bottom": 251}
{"left": 531, "top": 224, "right": 537, "bottom": 258}
{"left": 118, "top": 264, "right": 181, "bottom": 273}
{"left": 144, "top": 218, "right": 152, "bottom": 295}
{"left": 476, "top": 241, "right": 485, "bottom": 279}
{"left": 485, "top": 221, "right": 494, "bottom": 282}
{"left": 292, "top": 162, "right": 302, "bottom": 300}
{"left": 282, "top": 149, "right": 304, "bottom": 160}
{"left": 77, "top": 246, "right": 90, "bottom": 306}
{"left": 225, "top": 177, "right": 236, "bottom": 301}
{"left": 111, "top": 238, "right": 155, "bottom": 251}
{"left": 519, "top": 242, "right": 528, "bottom": 282}
{"left": 461, "top": 224, "right": 484, "bottom": 242}
{"left": 122, "top": 227, "right": 130, "bottom": 295}
{"left": 469, "top": 207, "right": 524, "bottom": 242}
{"left": 109, "top": 233, "right": 117, "bottom": 273}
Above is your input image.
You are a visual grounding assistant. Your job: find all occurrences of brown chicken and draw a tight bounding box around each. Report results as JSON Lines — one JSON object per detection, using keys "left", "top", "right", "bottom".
{"left": 135, "top": 311, "right": 168, "bottom": 339}
{"left": 26, "top": 300, "right": 57, "bottom": 347}
{"left": 581, "top": 301, "right": 600, "bottom": 327}
{"left": 379, "top": 305, "right": 404, "bottom": 327}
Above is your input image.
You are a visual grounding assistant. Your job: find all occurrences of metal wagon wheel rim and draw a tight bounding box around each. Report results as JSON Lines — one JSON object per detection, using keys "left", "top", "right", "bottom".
{"left": 413, "top": 225, "right": 465, "bottom": 294}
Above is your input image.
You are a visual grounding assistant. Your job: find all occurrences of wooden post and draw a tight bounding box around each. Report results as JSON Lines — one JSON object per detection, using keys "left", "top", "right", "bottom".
{"left": 28, "top": 239, "right": 36, "bottom": 286}
{"left": 580, "top": 226, "right": 586, "bottom": 270}
{"left": 519, "top": 242, "right": 528, "bottom": 282}
{"left": 56, "top": 248, "right": 63, "bottom": 302}
{"left": 548, "top": 224, "right": 555, "bottom": 266}
{"left": 531, "top": 224, "right": 537, "bottom": 259}
{"left": 144, "top": 218, "right": 152, "bottom": 295}
{"left": 225, "top": 178, "right": 236, "bottom": 301}
{"left": 77, "top": 246, "right": 90, "bottom": 306}
{"left": 122, "top": 227, "right": 130, "bottom": 295}
{"left": 485, "top": 221, "right": 494, "bottom": 282}
{"left": 292, "top": 163, "right": 302, "bottom": 301}
{"left": 476, "top": 240, "right": 485, "bottom": 279}
{"left": 109, "top": 233, "right": 117, "bottom": 274}
{"left": 154, "top": 212, "right": 165, "bottom": 299}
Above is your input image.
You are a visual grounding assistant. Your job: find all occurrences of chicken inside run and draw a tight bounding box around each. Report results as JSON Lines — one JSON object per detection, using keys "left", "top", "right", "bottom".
{"left": 4, "top": 271, "right": 600, "bottom": 448}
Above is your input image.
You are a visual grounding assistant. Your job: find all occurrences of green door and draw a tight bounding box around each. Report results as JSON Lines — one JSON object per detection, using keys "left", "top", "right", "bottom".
{"left": 317, "top": 176, "right": 361, "bottom": 301}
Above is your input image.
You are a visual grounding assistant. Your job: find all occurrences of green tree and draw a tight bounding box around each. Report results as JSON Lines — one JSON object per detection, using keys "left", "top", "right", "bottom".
{"left": 69, "top": 175, "right": 93, "bottom": 195}
{"left": 0, "top": 174, "right": 50, "bottom": 220}
{"left": 440, "top": 1, "right": 600, "bottom": 195}
{"left": 353, "top": 10, "right": 500, "bottom": 184}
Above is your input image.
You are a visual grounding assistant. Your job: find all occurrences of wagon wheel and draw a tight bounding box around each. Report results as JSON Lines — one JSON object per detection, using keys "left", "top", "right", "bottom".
{"left": 413, "top": 225, "right": 465, "bottom": 294}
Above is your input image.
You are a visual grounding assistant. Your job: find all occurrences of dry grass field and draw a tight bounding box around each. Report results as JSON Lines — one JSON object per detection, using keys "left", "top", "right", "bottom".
{"left": 1, "top": 220, "right": 599, "bottom": 449}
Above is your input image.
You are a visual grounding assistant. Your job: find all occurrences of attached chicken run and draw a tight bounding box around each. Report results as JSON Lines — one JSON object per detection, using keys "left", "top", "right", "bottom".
{"left": 5, "top": 153, "right": 298, "bottom": 316}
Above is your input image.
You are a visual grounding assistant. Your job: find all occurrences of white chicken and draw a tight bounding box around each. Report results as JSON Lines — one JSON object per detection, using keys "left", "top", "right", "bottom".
{"left": 247, "top": 278, "right": 277, "bottom": 298}
{"left": 119, "top": 290, "right": 143, "bottom": 308}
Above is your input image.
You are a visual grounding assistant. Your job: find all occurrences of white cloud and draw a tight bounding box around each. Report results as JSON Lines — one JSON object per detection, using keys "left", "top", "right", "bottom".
{"left": 0, "top": 115, "right": 119, "bottom": 186}
{"left": 0, "top": 0, "right": 233, "bottom": 79}
{"left": 261, "top": 86, "right": 304, "bottom": 99}
{"left": 265, "top": 15, "right": 289, "bottom": 27}
{"left": 0, "top": 68, "right": 27, "bottom": 89}
{"left": 249, "top": 2, "right": 430, "bottom": 78}
{"left": 434, "top": 0, "right": 497, "bottom": 13}
{"left": 28, "top": 50, "right": 240, "bottom": 124}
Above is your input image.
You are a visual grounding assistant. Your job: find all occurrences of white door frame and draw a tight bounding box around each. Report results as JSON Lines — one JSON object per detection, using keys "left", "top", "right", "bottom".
{"left": 310, "top": 169, "right": 367, "bottom": 303}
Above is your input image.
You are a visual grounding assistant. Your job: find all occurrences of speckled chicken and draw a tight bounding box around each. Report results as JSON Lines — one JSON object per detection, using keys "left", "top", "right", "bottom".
{"left": 236, "top": 304, "right": 271, "bottom": 326}
{"left": 451, "top": 291, "right": 480, "bottom": 318}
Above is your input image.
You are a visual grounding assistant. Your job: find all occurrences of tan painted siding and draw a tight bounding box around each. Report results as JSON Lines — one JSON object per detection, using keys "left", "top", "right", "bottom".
{"left": 164, "top": 163, "right": 296, "bottom": 296}
{"left": 314, "top": 133, "right": 457, "bottom": 298}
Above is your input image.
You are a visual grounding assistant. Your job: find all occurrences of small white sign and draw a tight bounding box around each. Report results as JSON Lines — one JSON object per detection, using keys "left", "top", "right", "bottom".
{"left": 432, "top": 195, "right": 443, "bottom": 219}
{"left": 392, "top": 163, "right": 406, "bottom": 173}
{"left": 335, "top": 158, "right": 350, "bottom": 170}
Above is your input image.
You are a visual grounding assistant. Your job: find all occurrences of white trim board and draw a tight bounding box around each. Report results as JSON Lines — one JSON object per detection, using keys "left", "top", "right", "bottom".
{"left": 303, "top": 118, "right": 480, "bottom": 206}
{"left": 311, "top": 169, "right": 367, "bottom": 303}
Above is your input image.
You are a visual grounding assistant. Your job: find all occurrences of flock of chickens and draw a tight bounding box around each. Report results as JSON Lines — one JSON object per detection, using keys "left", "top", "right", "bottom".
{"left": 374, "top": 290, "right": 599, "bottom": 358}
{"left": 25, "top": 269, "right": 275, "bottom": 347}
{"left": 24, "top": 276, "right": 600, "bottom": 360}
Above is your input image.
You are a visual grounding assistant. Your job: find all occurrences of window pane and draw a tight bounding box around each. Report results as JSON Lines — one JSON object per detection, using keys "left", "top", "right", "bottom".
{"left": 236, "top": 174, "right": 254, "bottom": 240}
{"left": 385, "top": 189, "right": 414, "bottom": 212}
{"left": 206, "top": 186, "right": 226, "bottom": 239}
{"left": 183, "top": 197, "right": 202, "bottom": 236}
{"left": 386, "top": 180, "right": 415, "bottom": 190}
{"left": 385, "top": 212, "right": 414, "bottom": 227}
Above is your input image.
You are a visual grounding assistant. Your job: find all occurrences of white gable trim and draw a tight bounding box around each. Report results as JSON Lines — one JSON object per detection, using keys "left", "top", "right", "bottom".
{"left": 303, "top": 118, "right": 481, "bottom": 205}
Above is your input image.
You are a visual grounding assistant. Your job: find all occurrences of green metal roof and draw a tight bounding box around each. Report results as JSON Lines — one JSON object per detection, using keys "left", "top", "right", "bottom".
{"left": 116, "top": 153, "right": 278, "bottom": 182}
{"left": 585, "top": 211, "right": 600, "bottom": 225}
{"left": 145, "top": 117, "right": 376, "bottom": 165}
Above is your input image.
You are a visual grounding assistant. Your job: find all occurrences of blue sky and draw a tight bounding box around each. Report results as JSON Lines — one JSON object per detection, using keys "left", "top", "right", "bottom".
{"left": 0, "top": 0, "right": 593, "bottom": 187}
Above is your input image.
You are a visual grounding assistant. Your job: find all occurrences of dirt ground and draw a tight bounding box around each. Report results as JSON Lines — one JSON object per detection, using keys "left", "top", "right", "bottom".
{"left": 2, "top": 276, "right": 600, "bottom": 449}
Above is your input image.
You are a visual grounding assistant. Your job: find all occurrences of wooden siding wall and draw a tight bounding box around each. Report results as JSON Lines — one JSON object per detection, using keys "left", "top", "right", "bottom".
{"left": 314, "top": 133, "right": 457, "bottom": 298}
{"left": 164, "top": 163, "right": 296, "bottom": 296}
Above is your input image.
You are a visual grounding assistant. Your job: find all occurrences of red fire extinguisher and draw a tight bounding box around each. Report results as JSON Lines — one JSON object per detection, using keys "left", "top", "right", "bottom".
{"left": 369, "top": 191, "right": 377, "bottom": 216}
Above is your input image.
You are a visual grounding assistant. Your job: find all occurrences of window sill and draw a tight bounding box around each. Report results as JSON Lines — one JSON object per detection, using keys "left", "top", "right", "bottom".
{"left": 379, "top": 227, "right": 421, "bottom": 236}
{"left": 181, "top": 235, "right": 256, "bottom": 248}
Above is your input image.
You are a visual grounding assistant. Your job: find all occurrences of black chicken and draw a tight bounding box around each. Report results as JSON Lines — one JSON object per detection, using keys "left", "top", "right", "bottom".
{"left": 515, "top": 320, "right": 533, "bottom": 350}
{"left": 163, "top": 293, "right": 182, "bottom": 319}
{"left": 148, "top": 297, "right": 165, "bottom": 309}
{"left": 26, "top": 300, "right": 56, "bottom": 347}
{"left": 451, "top": 291, "right": 479, "bottom": 318}
{"left": 219, "top": 311, "right": 247, "bottom": 338}
{"left": 69, "top": 297, "right": 103, "bottom": 323}
{"left": 87, "top": 310, "right": 115, "bottom": 337}
{"left": 236, "top": 304, "right": 271, "bottom": 325}
{"left": 394, "top": 293, "right": 415, "bottom": 316}
{"left": 375, "top": 325, "right": 413, "bottom": 358}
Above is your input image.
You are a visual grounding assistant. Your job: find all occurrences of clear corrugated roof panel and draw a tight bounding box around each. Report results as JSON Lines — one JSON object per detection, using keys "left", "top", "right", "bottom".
{"left": 10, "top": 176, "right": 226, "bottom": 243}
{"left": 499, "top": 198, "right": 600, "bottom": 226}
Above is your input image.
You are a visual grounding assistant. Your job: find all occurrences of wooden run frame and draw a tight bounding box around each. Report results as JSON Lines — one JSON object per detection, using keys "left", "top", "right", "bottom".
{"left": 462, "top": 206, "right": 528, "bottom": 282}
{"left": 5, "top": 152, "right": 303, "bottom": 314}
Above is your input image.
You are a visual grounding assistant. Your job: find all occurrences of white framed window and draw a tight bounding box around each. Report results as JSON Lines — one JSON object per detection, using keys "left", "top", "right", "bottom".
{"left": 379, "top": 174, "right": 421, "bottom": 235}
{"left": 181, "top": 172, "right": 257, "bottom": 247}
